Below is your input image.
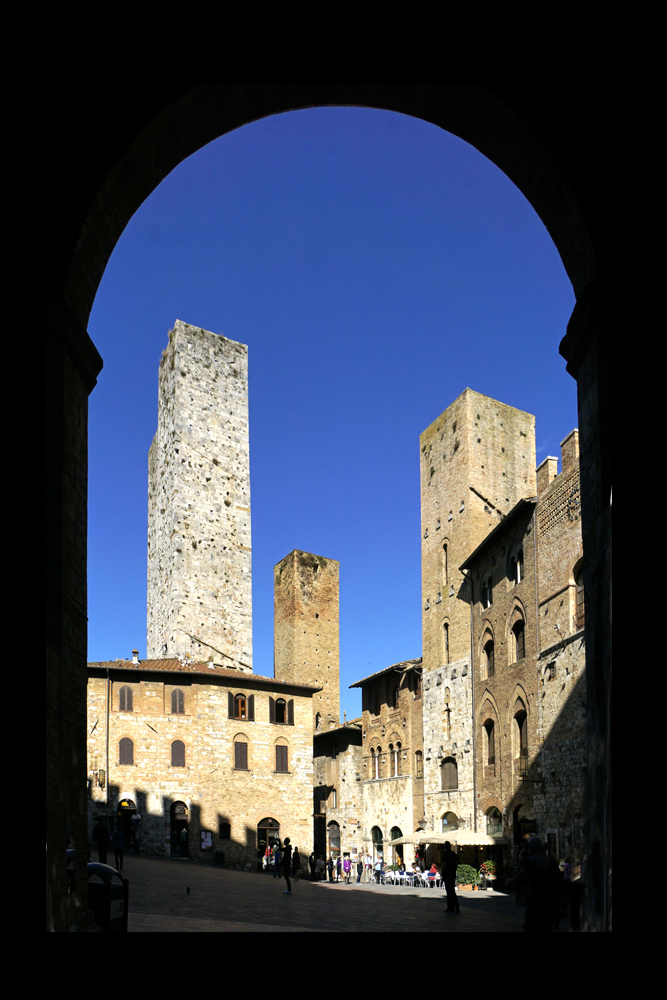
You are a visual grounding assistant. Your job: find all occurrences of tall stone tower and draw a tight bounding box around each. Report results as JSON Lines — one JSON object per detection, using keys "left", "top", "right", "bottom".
{"left": 274, "top": 550, "right": 340, "bottom": 731}
{"left": 420, "top": 388, "right": 536, "bottom": 672}
{"left": 147, "top": 320, "right": 252, "bottom": 672}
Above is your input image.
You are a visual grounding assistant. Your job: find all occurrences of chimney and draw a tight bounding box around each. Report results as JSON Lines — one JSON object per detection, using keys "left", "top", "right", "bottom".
{"left": 560, "top": 429, "right": 580, "bottom": 474}
{"left": 132, "top": 649, "right": 139, "bottom": 664}
{"left": 537, "top": 456, "right": 558, "bottom": 497}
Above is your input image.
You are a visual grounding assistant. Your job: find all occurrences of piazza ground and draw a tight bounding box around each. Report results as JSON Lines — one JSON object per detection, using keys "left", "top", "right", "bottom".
{"left": 112, "top": 853, "right": 530, "bottom": 932}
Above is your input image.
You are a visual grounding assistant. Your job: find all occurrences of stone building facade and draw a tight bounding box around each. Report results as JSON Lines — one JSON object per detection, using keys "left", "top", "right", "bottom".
{"left": 87, "top": 657, "right": 317, "bottom": 866}
{"left": 313, "top": 722, "right": 363, "bottom": 861}
{"left": 350, "top": 389, "right": 586, "bottom": 882}
{"left": 350, "top": 659, "right": 424, "bottom": 865}
{"left": 147, "top": 321, "right": 252, "bottom": 671}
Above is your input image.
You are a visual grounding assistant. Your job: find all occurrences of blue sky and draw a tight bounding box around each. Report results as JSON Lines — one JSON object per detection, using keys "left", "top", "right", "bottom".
{"left": 87, "top": 106, "right": 576, "bottom": 723}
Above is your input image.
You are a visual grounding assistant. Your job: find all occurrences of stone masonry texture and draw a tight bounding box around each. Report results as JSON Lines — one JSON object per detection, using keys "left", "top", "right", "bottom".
{"left": 274, "top": 549, "right": 340, "bottom": 732}
{"left": 147, "top": 321, "right": 252, "bottom": 671}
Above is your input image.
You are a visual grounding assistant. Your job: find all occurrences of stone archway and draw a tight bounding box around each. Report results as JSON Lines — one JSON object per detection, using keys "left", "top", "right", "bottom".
{"left": 47, "top": 85, "right": 610, "bottom": 931}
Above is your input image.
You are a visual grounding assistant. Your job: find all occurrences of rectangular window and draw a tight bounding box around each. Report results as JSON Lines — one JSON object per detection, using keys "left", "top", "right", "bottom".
{"left": 276, "top": 745, "right": 288, "bottom": 772}
{"left": 234, "top": 741, "right": 248, "bottom": 770}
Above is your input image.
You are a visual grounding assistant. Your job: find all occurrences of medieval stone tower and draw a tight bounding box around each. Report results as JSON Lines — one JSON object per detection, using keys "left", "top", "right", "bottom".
{"left": 273, "top": 550, "right": 340, "bottom": 731}
{"left": 420, "top": 388, "right": 536, "bottom": 672}
{"left": 147, "top": 320, "right": 252, "bottom": 671}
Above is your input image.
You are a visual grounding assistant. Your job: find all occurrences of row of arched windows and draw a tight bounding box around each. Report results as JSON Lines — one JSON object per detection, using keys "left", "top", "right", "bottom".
{"left": 480, "top": 612, "right": 526, "bottom": 679}
{"left": 481, "top": 701, "right": 528, "bottom": 769}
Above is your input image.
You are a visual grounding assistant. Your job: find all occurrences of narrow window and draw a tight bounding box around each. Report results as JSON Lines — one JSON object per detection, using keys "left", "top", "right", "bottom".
{"left": 484, "top": 721, "right": 495, "bottom": 765}
{"left": 234, "top": 740, "right": 248, "bottom": 770}
{"left": 441, "top": 757, "right": 458, "bottom": 790}
{"left": 119, "top": 738, "right": 133, "bottom": 765}
{"left": 275, "top": 744, "right": 288, "bottom": 772}
{"left": 234, "top": 694, "right": 247, "bottom": 720}
{"left": 171, "top": 689, "right": 184, "bottom": 714}
{"left": 484, "top": 638, "right": 494, "bottom": 679}
{"left": 513, "top": 620, "right": 526, "bottom": 661}
{"left": 575, "top": 571, "right": 585, "bottom": 628}
{"left": 171, "top": 740, "right": 185, "bottom": 767}
{"left": 275, "top": 698, "right": 287, "bottom": 724}
{"left": 443, "top": 622, "right": 450, "bottom": 664}
{"left": 119, "top": 686, "right": 133, "bottom": 712}
{"left": 415, "top": 750, "right": 423, "bottom": 778}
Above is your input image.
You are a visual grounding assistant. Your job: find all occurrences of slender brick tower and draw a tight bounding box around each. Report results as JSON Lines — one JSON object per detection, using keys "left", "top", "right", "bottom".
{"left": 147, "top": 320, "right": 252, "bottom": 671}
{"left": 274, "top": 550, "right": 340, "bottom": 731}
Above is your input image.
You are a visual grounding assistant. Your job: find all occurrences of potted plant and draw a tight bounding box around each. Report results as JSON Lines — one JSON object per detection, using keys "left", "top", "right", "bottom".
{"left": 479, "top": 859, "right": 496, "bottom": 890}
{"left": 455, "top": 864, "right": 479, "bottom": 890}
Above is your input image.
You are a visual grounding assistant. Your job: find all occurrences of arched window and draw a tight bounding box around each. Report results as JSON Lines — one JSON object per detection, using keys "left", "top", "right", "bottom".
{"left": 415, "top": 750, "right": 423, "bottom": 778}
{"left": 275, "top": 698, "right": 287, "bottom": 724}
{"left": 483, "top": 636, "right": 494, "bottom": 680}
{"left": 512, "top": 619, "right": 526, "bottom": 661}
{"left": 481, "top": 574, "right": 493, "bottom": 608}
{"left": 270, "top": 697, "right": 293, "bottom": 724}
{"left": 486, "top": 807, "right": 503, "bottom": 836}
{"left": 575, "top": 568, "right": 585, "bottom": 628}
{"left": 441, "top": 756, "right": 458, "bottom": 790}
{"left": 234, "top": 738, "right": 248, "bottom": 770}
{"left": 443, "top": 621, "right": 450, "bottom": 664}
{"left": 234, "top": 694, "right": 247, "bottom": 720}
{"left": 119, "top": 737, "right": 133, "bottom": 765}
{"left": 442, "top": 542, "right": 448, "bottom": 587}
{"left": 275, "top": 742, "right": 288, "bottom": 772}
{"left": 509, "top": 548, "right": 524, "bottom": 585}
{"left": 315, "top": 712, "right": 321, "bottom": 731}
{"left": 514, "top": 707, "right": 528, "bottom": 775}
{"left": 171, "top": 689, "right": 184, "bottom": 714}
{"left": 375, "top": 747, "right": 383, "bottom": 779}
{"left": 441, "top": 811, "right": 459, "bottom": 832}
{"left": 484, "top": 720, "right": 495, "bottom": 765}
{"left": 371, "top": 825, "right": 383, "bottom": 861}
{"left": 119, "top": 686, "right": 133, "bottom": 711}
{"left": 171, "top": 739, "right": 185, "bottom": 767}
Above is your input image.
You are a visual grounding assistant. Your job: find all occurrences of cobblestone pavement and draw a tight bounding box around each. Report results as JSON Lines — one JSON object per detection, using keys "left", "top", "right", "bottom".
{"left": 117, "top": 854, "right": 526, "bottom": 932}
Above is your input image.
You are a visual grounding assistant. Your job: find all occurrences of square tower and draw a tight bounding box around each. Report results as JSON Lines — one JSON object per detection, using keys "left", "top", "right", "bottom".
{"left": 273, "top": 550, "right": 340, "bottom": 731}
{"left": 420, "top": 388, "right": 536, "bottom": 671}
{"left": 147, "top": 320, "right": 252, "bottom": 671}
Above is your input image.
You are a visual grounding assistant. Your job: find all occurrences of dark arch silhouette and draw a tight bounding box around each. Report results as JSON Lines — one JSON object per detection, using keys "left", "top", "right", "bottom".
{"left": 47, "top": 85, "right": 610, "bottom": 931}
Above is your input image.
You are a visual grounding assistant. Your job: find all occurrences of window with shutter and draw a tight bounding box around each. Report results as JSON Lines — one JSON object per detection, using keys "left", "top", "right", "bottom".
{"left": 288, "top": 699, "right": 294, "bottom": 725}
{"left": 119, "top": 738, "right": 133, "bottom": 765}
{"left": 234, "top": 740, "right": 248, "bottom": 770}
{"left": 171, "top": 740, "right": 185, "bottom": 767}
{"left": 275, "top": 744, "right": 288, "bottom": 772}
{"left": 119, "top": 686, "right": 133, "bottom": 712}
{"left": 171, "top": 689, "right": 184, "bottom": 714}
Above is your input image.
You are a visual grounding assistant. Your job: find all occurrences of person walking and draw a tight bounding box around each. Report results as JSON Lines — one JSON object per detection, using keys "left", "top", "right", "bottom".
{"left": 343, "top": 855, "right": 352, "bottom": 884}
{"left": 292, "top": 846, "right": 301, "bottom": 881}
{"left": 356, "top": 857, "right": 363, "bottom": 884}
{"left": 93, "top": 819, "right": 108, "bottom": 864}
{"left": 281, "top": 838, "right": 293, "bottom": 894}
{"left": 327, "top": 856, "right": 334, "bottom": 883}
{"left": 442, "top": 841, "right": 460, "bottom": 914}
{"left": 112, "top": 827, "right": 125, "bottom": 871}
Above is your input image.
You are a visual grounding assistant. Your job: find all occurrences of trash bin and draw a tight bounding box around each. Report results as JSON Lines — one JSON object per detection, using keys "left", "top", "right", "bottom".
{"left": 214, "top": 850, "right": 225, "bottom": 867}
{"left": 87, "top": 863, "right": 129, "bottom": 932}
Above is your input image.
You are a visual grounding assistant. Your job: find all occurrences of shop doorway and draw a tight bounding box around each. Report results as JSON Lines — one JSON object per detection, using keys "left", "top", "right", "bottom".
{"left": 257, "top": 817, "right": 281, "bottom": 866}
{"left": 117, "top": 798, "right": 137, "bottom": 849}
{"left": 170, "top": 801, "right": 189, "bottom": 857}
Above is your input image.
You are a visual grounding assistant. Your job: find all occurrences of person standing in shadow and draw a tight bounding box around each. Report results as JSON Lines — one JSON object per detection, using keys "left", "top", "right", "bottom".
{"left": 443, "top": 841, "right": 460, "bottom": 914}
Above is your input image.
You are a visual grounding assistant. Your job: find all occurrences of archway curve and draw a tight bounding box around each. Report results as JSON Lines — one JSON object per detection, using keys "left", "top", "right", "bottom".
{"left": 54, "top": 85, "right": 600, "bottom": 337}
{"left": 47, "top": 84, "right": 611, "bottom": 932}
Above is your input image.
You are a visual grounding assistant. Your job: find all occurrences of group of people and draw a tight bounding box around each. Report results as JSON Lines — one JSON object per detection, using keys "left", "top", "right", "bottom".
{"left": 507, "top": 836, "right": 579, "bottom": 932}
{"left": 263, "top": 840, "right": 301, "bottom": 892}
{"left": 92, "top": 818, "right": 126, "bottom": 871}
